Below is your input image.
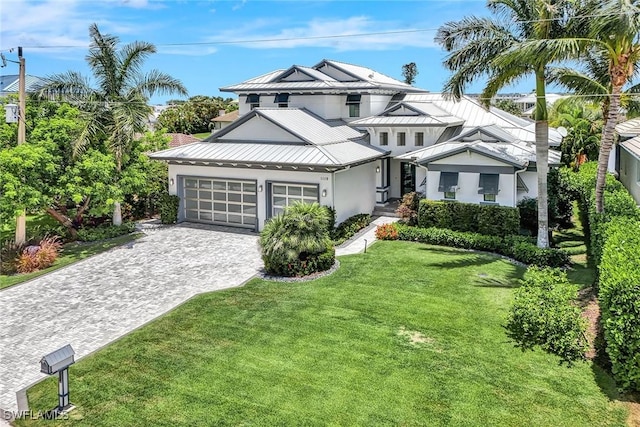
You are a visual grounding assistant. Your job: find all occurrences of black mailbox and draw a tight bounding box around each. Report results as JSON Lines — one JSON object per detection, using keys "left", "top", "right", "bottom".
{"left": 40, "top": 344, "right": 75, "bottom": 375}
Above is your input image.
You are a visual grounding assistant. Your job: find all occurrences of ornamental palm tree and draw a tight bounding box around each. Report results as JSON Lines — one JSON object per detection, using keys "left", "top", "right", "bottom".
{"left": 549, "top": 98, "right": 602, "bottom": 168}
{"left": 586, "top": 0, "right": 640, "bottom": 213}
{"left": 37, "top": 23, "right": 188, "bottom": 225}
{"left": 435, "top": 0, "right": 591, "bottom": 248}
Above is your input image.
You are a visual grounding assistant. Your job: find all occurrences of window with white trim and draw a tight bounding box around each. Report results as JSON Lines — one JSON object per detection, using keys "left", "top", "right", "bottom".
{"left": 415, "top": 132, "right": 424, "bottom": 146}
{"left": 380, "top": 132, "right": 388, "bottom": 146}
{"left": 397, "top": 132, "right": 406, "bottom": 146}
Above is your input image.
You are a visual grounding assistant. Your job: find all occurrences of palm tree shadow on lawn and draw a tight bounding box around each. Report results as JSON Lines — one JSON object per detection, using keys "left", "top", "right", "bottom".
{"left": 416, "top": 245, "right": 525, "bottom": 287}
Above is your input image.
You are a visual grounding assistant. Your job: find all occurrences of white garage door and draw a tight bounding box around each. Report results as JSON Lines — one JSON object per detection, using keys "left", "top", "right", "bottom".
{"left": 183, "top": 177, "right": 257, "bottom": 229}
{"left": 270, "top": 182, "right": 319, "bottom": 217}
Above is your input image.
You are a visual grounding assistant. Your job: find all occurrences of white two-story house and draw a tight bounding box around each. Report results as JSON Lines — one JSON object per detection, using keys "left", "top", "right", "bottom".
{"left": 150, "top": 59, "right": 561, "bottom": 231}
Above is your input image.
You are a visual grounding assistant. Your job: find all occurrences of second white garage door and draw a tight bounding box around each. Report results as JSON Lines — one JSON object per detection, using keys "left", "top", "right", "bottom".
{"left": 183, "top": 177, "right": 257, "bottom": 229}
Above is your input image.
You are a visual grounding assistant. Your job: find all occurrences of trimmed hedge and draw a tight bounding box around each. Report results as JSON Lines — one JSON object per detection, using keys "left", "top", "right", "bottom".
{"left": 418, "top": 200, "right": 519, "bottom": 237}
{"left": 599, "top": 218, "right": 640, "bottom": 391}
{"left": 159, "top": 194, "right": 180, "bottom": 224}
{"left": 560, "top": 162, "right": 640, "bottom": 392}
{"left": 263, "top": 247, "right": 335, "bottom": 277}
{"left": 77, "top": 222, "right": 136, "bottom": 242}
{"left": 395, "top": 224, "right": 569, "bottom": 267}
{"left": 506, "top": 267, "right": 588, "bottom": 364}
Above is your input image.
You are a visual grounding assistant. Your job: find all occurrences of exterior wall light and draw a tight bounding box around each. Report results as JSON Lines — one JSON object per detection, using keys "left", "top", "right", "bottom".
{"left": 170, "top": 178, "right": 175, "bottom": 186}
{"left": 376, "top": 166, "right": 381, "bottom": 173}
{"left": 322, "top": 189, "right": 327, "bottom": 197}
{"left": 258, "top": 184, "right": 263, "bottom": 192}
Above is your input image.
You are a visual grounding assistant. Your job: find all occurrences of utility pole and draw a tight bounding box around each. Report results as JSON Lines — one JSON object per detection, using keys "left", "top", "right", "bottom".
{"left": 15, "top": 47, "right": 26, "bottom": 245}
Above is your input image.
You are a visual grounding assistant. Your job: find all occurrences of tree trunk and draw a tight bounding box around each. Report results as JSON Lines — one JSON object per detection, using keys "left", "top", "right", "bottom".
{"left": 112, "top": 201, "right": 122, "bottom": 226}
{"left": 595, "top": 83, "right": 622, "bottom": 213}
{"left": 46, "top": 207, "right": 78, "bottom": 238}
{"left": 535, "top": 70, "right": 550, "bottom": 249}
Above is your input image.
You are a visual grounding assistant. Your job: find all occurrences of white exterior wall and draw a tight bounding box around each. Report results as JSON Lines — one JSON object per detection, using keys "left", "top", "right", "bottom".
{"left": 431, "top": 151, "right": 508, "bottom": 167}
{"left": 167, "top": 164, "right": 333, "bottom": 230}
{"left": 333, "top": 163, "right": 377, "bottom": 223}
{"left": 237, "top": 93, "right": 393, "bottom": 121}
{"left": 425, "top": 170, "right": 517, "bottom": 206}
{"left": 367, "top": 127, "right": 446, "bottom": 156}
{"left": 619, "top": 148, "right": 640, "bottom": 205}
{"left": 516, "top": 171, "right": 538, "bottom": 202}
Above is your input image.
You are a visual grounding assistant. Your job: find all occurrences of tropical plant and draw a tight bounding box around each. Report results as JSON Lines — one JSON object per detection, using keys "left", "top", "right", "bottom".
{"left": 435, "top": 0, "right": 590, "bottom": 248}
{"left": 492, "top": 98, "right": 521, "bottom": 116}
{"left": 37, "top": 23, "right": 188, "bottom": 225}
{"left": 157, "top": 96, "right": 238, "bottom": 134}
{"left": 401, "top": 62, "right": 419, "bottom": 85}
{"left": 260, "top": 202, "right": 334, "bottom": 277}
{"left": 549, "top": 98, "right": 602, "bottom": 168}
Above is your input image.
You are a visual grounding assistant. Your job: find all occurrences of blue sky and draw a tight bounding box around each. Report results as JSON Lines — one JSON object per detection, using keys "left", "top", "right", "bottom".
{"left": 0, "top": 0, "right": 538, "bottom": 104}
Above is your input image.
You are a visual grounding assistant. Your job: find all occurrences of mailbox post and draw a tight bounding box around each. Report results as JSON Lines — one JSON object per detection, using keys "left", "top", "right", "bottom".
{"left": 40, "top": 344, "right": 75, "bottom": 414}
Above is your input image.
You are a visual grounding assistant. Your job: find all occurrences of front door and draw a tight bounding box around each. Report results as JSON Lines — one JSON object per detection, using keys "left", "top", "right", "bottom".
{"left": 401, "top": 162, "right": 416, "bottom": 196}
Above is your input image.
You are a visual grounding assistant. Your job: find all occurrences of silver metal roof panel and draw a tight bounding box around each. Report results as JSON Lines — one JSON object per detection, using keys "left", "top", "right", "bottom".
{"left": 616, "top": 118, "right": 640, "bottom": 138}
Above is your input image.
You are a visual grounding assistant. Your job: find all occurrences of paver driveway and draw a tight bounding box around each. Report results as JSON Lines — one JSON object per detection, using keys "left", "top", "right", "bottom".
{"left": 0, "top": 223, "right": 261, "bottom": 417}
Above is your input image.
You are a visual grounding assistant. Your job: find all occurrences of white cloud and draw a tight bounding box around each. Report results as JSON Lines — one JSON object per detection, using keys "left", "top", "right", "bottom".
{"left": 204, "top": 16, "right": 437, "bottom": 51}
{"left": 158, "top": 46, "right": 218, "bottom": 56}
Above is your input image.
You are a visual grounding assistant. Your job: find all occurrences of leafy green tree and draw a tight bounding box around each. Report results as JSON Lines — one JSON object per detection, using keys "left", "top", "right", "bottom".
{"left": 492, "top": 98, "right": 521, "bottom": 115}
{"left": 157, "top": 96, "right": 238, "bottom": 134}
{"left": 549, "top": 98, "right": 602, "bottom": 168}
{"left": 37, "top": 23, "right": 188, "bottom": 225}
{"left": 435, "top": 0, "right": 589, "bottom": 248}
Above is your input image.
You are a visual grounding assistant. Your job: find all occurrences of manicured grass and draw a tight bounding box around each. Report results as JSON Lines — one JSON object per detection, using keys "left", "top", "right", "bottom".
{"left": 17, "top": 242, "right": 626, "bottom": 426}
{"left": 0, "top": 234, "right": 142, "bottom": 290}
{"left": 554, "top": 202, "right": 595, "bottom": 288}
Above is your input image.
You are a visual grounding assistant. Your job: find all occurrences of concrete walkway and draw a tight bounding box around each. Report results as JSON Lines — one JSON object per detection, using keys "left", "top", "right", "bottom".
{"left": 0, "top": 223, "right": 261, "bottom": 420}
{"left": 336, "top": 216, "right": 398, "bottom": 256}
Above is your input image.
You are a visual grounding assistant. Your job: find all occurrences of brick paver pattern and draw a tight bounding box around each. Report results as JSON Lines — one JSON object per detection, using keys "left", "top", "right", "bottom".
{"left": 0, "top": 224, "right": 262, "bottom": 415}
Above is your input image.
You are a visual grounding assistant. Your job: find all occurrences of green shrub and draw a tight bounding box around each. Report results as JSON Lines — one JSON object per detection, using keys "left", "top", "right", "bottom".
{"left": 77, "top": 223, "right": 136, "bottom": 242}
{"left": 599, "top": 218, "right": 640, "bottom": 391}
{"left": 417, "top": 200, "right": 519, "bottom": 237}
{"left": 260, "top": 202, "right": 335, "bottom": 277}
{"left": 159, "top": 193, "right": 180, "bottom": 224}
{"left": 332, "top": 213, "right": 371, "bottom": 245}
{"left": 324, "top": 205, "right": 337, "bottom": 233}
{"left": 396, "top": 224, "right": 569, "bottom": 267}
{"left": 517, "top": 197, "right": 538, "bottom": 235}
{"left": 505, "top": 267, "right": 588, "bottom": 364}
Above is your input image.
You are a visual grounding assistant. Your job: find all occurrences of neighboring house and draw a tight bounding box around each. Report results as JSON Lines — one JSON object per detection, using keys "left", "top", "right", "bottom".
{"left": 211, "top": 110, "right": 239, "bottom": 130}
{"left": 167, "top": 133, "right": 202, "bottom": 148}
{"left": 150, "top": 59, "right": 562, "bottom": 231}
{"left": 0, "top": 74, "right": 44, "bottom": 96}
{"left": 513, "top": 93, "right": 566, "bottom": 118}
{"left": 147, "top": 104, "right": 174, "bottom": 130}
{"left": 615, "top": 117, "right": 640, "bottom": 205}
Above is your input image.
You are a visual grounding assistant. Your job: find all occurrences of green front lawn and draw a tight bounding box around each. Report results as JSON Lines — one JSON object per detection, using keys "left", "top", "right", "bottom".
{"left": 17, "top": 242, "right": 626, "bottom": 426}
{"left": 0, "top": 234, "right": 141, "bottom": 290}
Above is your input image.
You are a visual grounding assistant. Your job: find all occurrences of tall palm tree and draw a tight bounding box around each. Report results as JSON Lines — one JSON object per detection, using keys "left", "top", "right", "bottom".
{"left": 587, "top": 0, "right": 640, "bottom": 213}
{"left": 549, "top": 97, "right": 602, "bottom": 167}
{"left": 38, "top": 23, "right": 188, "bottom": 224}
{"left": 435, "top": 0, "right": 590, "bottom": 248}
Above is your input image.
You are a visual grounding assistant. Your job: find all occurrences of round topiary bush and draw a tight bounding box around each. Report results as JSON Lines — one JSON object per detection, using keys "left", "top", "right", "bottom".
{"left": 260, "top": 202, "right": 335, "bottom": 277}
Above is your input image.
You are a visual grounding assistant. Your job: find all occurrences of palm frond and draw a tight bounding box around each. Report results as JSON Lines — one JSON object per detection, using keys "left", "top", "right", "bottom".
{"left": 133, "top": 70, "right": 188, "bottom": 99}
{"left": 547, "top": 67, "right": 609, "bottom": 98}
{"left": 36, "top": 71, "right": 93, "bottom": 100}
{"left": 86, "top": 23, "right": 120, "bottom": 95}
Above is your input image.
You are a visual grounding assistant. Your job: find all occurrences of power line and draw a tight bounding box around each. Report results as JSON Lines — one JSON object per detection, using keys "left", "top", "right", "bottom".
{"left": 0, "top": 9, "right": 635, "bottom": 51}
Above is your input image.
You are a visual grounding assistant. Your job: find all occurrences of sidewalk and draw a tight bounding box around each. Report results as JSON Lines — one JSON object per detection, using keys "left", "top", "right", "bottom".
{"left": 335, "top": 216, "right": 398, "bottom": 256}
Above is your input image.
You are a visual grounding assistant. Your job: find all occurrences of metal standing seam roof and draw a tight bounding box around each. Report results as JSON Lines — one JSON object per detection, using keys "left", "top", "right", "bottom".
{"left": 318, "top": 59, "right": 413, "bottom": 88}
{"left": 0, "top": 75, "right": 44, "bottom": 93}
{"left": 396, "top": 93, "right": 563, "bottom": 146}
{"left": 616, "top": 118, "right": 640, "bottom": 138}
{"left": 349, "top": 115, "right": 464, "bottom": 126}
{"left": 150, "top": 108, "right": 387, "bottom": 167}
{"left": 620, "top": 136, "right": 640, "bottom": 160}
{"left": 396, "top": 125, "right": 561, "bottom": 166}
{"left": 149, "top": 140, "right": 387, "bottom": 167}
{"left": 41, "top": 344, "right": 74, "bottom": 366}
{"left": 219, "top": 108, "right": 365, "bottom": 145}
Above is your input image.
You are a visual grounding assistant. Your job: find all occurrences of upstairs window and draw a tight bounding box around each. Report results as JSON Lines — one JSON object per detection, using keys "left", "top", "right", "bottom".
{"left": 346, "top": 94, "right": 361, "bottom": 118}
{"left": 380, "top": 132, "right": 388, "bottom": 146}
{"left": 274, "top": 93, "right": 290, "bottom": 108}
{"left": 397, "top": 132, "right": 406, "bottom": 146}
{"left": 478, "top": 173, "right": 499, "bottom": 202}
{"left": 415, "top": 132, "right": 424, "bottom": 146}
{"left": 246, "top": 94, "right": 260, "bottom": 110}
{"left": 438, "top": 172, "right": 459, "bottom": 200}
